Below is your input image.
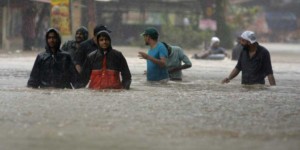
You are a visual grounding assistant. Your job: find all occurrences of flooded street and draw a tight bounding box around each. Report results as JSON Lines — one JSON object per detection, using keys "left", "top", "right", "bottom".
{"left": 0, "top": 44, "right": 300, "bottom": 150}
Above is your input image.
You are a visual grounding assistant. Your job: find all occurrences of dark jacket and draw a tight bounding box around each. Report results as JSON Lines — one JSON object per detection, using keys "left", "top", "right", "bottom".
{"left": 61, "top": 27, "right": 89, "bottom": 61}
{"left": 81, "top": 31, "right": 132, "bottom": 89}
{"left": 61, "top": 40, "right": 77, "bottom": 61}
{"left": 27, "top": 28, "right": 81, "bottom": 88}
{"left": 74, "top": 39, "right": 98, "bottom": 66}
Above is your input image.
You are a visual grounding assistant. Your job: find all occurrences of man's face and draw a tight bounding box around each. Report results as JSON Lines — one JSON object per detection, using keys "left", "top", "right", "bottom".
{"left": 212, "top": 42, "right": 220, "bottom": 48}
{"left": 98, "top": 36, "right": 110, "bottom": 50}
{"left": 47, "top": 32, "right": 58, "bottom": 48}
{"left": 75, "top": 31, "right": 85, "bottom": 43}
{"left": 240, "top": 38, "right": 250, "bottom": 49}
{"left": 143, "top": 35, "right": 150, "bottom": 45}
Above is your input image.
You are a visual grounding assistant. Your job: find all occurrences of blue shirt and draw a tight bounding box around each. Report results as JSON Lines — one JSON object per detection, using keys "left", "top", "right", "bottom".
{"left": 147, "top": 42, "right": 169, "bottom": 81}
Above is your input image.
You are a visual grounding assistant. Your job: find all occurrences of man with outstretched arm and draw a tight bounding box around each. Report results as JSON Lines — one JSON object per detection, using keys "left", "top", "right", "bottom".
{"left": 138, "top": 27, "right": 169, "bottom": 82}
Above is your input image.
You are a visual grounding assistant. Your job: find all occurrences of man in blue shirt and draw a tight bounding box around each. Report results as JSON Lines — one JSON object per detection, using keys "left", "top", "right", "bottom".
{"left": 138, "top": 27, "right": 169, "bottom": 81}
{"left": 222, "top": 31, "right": 276, "bottom": 86}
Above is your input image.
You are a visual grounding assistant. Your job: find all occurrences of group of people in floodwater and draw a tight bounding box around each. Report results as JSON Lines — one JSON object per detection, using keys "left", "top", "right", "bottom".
{"left": 27, "top": 25, "right": 276, "bottom": 90}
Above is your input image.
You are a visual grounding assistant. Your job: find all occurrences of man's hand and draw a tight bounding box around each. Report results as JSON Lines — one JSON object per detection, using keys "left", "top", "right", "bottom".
{"left": 139, "top": 51, "right": 166, "bottom": 68}
{"left": 168, "top": 67, "right": 176, "bottom": 73}
{"left": 75, "top": 65, "right": 82, "bottom": 73}
{"left": 138, "top": 52, "right": 148, "bottom": 60}
{"left": 222, "top": 77, "right": 230, "bottom": 84}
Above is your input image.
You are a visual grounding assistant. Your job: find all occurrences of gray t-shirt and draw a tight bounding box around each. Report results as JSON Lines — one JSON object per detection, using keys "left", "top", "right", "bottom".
{"left": 166, "top": 46, "right": 192, "bottom": 79}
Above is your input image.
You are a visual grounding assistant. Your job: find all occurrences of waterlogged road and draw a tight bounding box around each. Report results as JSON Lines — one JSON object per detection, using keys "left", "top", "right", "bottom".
{"left": 0, "top": 45, "right": 299, "bottom": 150}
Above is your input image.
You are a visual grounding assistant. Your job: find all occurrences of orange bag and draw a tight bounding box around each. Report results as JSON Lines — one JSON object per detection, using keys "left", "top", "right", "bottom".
{"left": 89, "top": 56, "right": 122, "bottom": 89}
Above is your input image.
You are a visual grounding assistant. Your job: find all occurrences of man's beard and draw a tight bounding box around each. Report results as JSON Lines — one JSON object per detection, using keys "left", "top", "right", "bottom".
{"left": 48, "top": 42, "right": 57, "bottom": 49}
{"left": 242, "top": 44, "right": 250, "bottom": 50}
{"left": 75, "top": 38, "right": 82, "bottom": 43}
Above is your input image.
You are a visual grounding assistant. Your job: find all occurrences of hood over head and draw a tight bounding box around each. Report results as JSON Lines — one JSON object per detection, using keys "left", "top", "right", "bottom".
{"left": 45, "top": 28, "right": 61, "bottom": 52}
{"left": 96, "top": 30, "right": 112, "bottom": 52}
{"left": 76, "top": 26, "right": 89, "bottom": 41}
{"left": 93, "top": 25, "right": 112, "bottom": 36}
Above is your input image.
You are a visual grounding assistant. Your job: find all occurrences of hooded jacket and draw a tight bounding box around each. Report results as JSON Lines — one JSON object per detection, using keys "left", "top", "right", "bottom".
{"left": 61, "top": 27, "right": 88, "bottom": 61}
{"left": 81, "top": 31, "right": 132, "bottom": 89}
{"left": 74, "top": 25, "right": 112, "bottom": 67}
{"left": 27, "top": 28, "right": 81, "bottom": 88}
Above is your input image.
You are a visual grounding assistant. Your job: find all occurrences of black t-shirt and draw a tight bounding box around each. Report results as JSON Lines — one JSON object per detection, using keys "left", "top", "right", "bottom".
{"left": 235, "top": 44, "right": 273, "bottom": 85}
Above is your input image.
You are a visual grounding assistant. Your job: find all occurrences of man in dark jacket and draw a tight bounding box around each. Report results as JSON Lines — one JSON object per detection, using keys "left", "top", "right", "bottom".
{"left": 74, "top": 25, "right": 111, "bottom": 73}
{"left": 81, "top": 30, "right": 131, "bottom": 89}
{"left": 27, "top": 28, "right": 81, "bottom": 88}
{"left": 61, "top": 26, "right": 88, "bottom": 62}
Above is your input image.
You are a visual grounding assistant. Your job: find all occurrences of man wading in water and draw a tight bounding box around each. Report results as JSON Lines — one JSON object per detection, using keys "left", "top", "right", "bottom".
{"left": 27, "top": 28, "right": 81, "bottom": 88}
{"left": 222, "top": 30, "right": 276, "bottom": 86}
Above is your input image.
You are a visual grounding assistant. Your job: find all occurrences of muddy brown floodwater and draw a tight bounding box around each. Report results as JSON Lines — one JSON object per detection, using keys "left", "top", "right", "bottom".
{"left": 0, "top": 44, "right": 299, "bottom": 150}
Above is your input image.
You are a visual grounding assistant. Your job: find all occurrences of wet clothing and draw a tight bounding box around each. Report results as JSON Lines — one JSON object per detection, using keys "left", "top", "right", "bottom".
{"left": 74, "top": 39, "right": 98, "bottom": 66}
{"left": 27, "top": 29, "right": 81, "bottom": 88}
{"left": 166, "top": 46, "right": 192, "bottom": 80}
{"left": 235, "top": 43, "right": 273, "bottom": 85}
{"left": 81, "top": 31, "right": 131, "bottom": 89}
{"left": 232, "top": 43, "right": 243, "bottom": 60}
{"left": 147, "top": 42, "right": 169, "bottom": 81}
{"left": 81, "top": 49, "right": 132, "bottom": 89}
{"left": 61, "top": 40, "right": 77, "bottom": 61}
{"left": 209, "top": 46, "right": 226, "bottom": 54}
{"left": 76, "top": 27, "right": 89, "bottom": 40}
{"left": 61, "top": 27, "right": 88, "bottom": 62}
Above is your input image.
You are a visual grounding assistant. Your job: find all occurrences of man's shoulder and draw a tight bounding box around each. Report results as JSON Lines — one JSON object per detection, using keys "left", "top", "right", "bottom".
{"left": 59, "top": 50, "right": 71, "bottom": 55}
{"left": 80, "top": 39, "right": 93, "bottom": 46}
{"left": 37, "top": 51, "right": 48, "bottom": 58}
{"left": 62, "top": 40, "right": 76, "bottom": 49}
{"left": 111, "top": 49, "right": 122, "bottom": 55}
{"left": 171, "top": 46, "right": 182, "bottom": 51}
{"left": 64, "top": 40, "right": 76, "bottom": 44}
{"left": 155, "top": 42, "right": 168, "bottom": 52}
{"left": 258, "top": 44, "right": 268, "bottom": 51}
{"left": 87, "top": 49, "right": 98, "bottom": 58}
{"left": 79, "top": 39, "right": 97, "bottom": 51}
{"left": 257, "top": 44, "right": 270, "bottom": 55}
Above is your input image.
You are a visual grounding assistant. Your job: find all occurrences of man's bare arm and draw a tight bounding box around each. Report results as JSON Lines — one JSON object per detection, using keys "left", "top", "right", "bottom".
{"left": 138, "top": 52, "right": 166, "bottom": 68}
{"left": 222, "top": 68, "right": 240, "bottom": 84}
{"left": 267, "top": 74, "right": 276, "bottom": 86}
